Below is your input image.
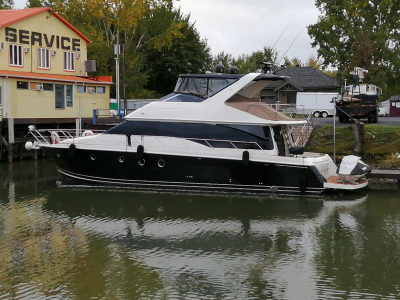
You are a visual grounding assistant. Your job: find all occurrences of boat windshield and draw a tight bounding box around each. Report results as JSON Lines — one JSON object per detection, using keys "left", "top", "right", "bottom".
{"left": 173, "top": 77, "right": 238, "bottom": 99}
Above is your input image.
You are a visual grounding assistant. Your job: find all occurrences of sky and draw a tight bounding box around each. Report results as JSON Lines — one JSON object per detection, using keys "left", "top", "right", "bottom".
{"left": 13, "top": 0, "right": 321, "bottom": 64}
{"left": 173, "top": 0, "right": 321, "bottom": 63}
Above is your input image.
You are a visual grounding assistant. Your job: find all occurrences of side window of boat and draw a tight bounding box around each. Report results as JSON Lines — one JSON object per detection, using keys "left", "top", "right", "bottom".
{"left": 208, "top": 79, "right": 237, "bottom": 97}
{"left": 208, "top": 141, "right": 235, "bottom": 148}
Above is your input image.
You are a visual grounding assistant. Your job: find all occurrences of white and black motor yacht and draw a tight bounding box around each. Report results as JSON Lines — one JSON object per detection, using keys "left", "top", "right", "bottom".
{"left": 26, "top": 68, "right": 371, "bottom": 195}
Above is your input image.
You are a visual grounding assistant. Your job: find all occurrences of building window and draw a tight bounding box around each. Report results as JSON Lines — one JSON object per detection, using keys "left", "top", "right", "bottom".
{"left": 64, "top": 52, "right": 75, "bottom": 71}
{"left": 38, "top": 48, "right": 50, "bottom": 69}
{"left": 17, "top": 81, "right": 29, "bottom": 89}
{"left": 66, "top": 85, "right": 73, "bottom": 107}
{"left": 43, "top": 83, "right": 54, "bottom": 91}
{"left": 87, "top": 86, "right": 96, "bottom": 94}
{"left": 9, "top": 44, "right": 23, "bottom": 67}
{"left": 55, "top": 84, "right": 65, "bottom": 109}
{"left": 30, "top": 82, "right": 42, "bottom": 90}
{"left": 97, "top": 86, "right": 106, "bottom": 93}
{"left": 77, "top": 85, "right": 86, "bottom": 93}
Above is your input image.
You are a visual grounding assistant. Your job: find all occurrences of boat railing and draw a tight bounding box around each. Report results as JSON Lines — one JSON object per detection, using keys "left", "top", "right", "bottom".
{"left": 187, "top": 138, "right": 265, "bottom": 152}
{"left": 26, "top": 127, "right": 105, "bottom": 146}
{"left": 267, "top": 104, "right": 306, "bottom": 117}
{"left": 294, "top": 112, "right": 313, "bottom": 147}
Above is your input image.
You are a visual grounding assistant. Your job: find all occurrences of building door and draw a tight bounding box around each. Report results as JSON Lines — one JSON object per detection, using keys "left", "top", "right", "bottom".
{"left": 55, "top": 84, "right": 65, "bottom": 109}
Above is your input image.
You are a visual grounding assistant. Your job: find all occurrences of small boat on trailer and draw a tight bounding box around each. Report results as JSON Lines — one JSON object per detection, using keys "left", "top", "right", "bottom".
{"left": 26, "top": 65, "right": 371, "bottom": 195}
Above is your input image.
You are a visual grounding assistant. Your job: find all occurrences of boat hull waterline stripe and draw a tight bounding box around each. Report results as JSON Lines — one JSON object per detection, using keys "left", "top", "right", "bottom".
{"left": 57, "top": 168, "right": 324, "bottom": 195}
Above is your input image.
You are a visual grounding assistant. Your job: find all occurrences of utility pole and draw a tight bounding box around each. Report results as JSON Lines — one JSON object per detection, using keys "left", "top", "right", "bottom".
{"left": 123, "top": 42, "right": 127, "bottom": 115}
{"left": 115, "top": 30, "right": 120, "bottom": 109}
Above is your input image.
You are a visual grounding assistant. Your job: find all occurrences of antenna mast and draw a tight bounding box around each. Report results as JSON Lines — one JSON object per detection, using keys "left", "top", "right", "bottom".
{"left": 276, "top": 30, "right": 302, "bottom": 66}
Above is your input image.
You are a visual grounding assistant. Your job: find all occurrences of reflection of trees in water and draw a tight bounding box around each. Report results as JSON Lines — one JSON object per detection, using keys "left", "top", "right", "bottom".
{"left": 3, "top": 164, "right": 387, "bottom": 299}
{"left": 314, "top": 195, "right": 400, "bottom": 297}
{"left": 0, "top": 196, "right": 166, "bottom": 299}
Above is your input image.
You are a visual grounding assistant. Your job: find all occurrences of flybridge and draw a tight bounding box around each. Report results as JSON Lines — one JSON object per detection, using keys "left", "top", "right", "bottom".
{"left": 5, "top": 27, "right": 81, "bottom": 51}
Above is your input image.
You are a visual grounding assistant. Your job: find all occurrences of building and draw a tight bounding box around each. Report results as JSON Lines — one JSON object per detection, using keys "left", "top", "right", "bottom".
{"left": 260, "top": 66, "right": 339, "bottom": 105}
{"left": 0, "top": 7, "right": 112, "bottom": 161}
{"left": 388, "top": 95, "right": 400, "bottom": 117}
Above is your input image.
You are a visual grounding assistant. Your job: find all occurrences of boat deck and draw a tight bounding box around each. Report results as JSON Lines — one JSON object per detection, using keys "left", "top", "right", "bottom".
{"left": 323, "top": 176, "right": 368, "bottom": 190}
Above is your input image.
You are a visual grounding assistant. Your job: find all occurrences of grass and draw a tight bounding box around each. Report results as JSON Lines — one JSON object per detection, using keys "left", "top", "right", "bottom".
{"left": 305, "top": 124, "right": 400, "bottom": 169}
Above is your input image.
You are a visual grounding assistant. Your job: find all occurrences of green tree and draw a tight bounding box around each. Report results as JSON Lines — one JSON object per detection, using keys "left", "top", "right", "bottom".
{"left": 211, "top": 51, "right": 233, "bottom": 73}
{"left": 307, "top": 0, "right": 400, "bottom": 99}
{"left": 145, "top": 10, "right": 211, "bottom": 97}
{"left": 284, "top": 56, "right": 302, "bottom": 67}
{"left": 231, "top": 47, "right": 279, "bottom": 74}
{"left": 25, "top": 0, "right": 42, "bottom": 7}
{"left": 0, "top": 0, "right": 14, "bottom": 9}
{"left": 51, "top": 0, "right": 186, "bottom": 100}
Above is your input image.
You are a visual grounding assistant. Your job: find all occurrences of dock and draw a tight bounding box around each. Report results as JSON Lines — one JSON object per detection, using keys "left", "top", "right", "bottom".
{"left": 367, "top": 169, "right": 400, "bottom": 180}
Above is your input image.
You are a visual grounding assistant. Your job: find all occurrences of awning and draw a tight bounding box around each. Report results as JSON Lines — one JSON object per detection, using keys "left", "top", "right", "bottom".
{"left": 226, "top": 94, "right": 301, "bottom": 122}
{"left": 0, "top": 70, "right": 113, "bottom": 85}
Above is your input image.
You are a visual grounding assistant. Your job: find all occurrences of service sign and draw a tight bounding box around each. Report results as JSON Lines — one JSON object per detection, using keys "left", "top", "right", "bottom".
{"left": 5, "top": 27, "right": 80, "bottom": 51}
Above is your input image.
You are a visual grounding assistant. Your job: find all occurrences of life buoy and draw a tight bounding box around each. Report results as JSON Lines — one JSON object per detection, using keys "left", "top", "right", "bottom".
{"left": 82, "top": 130, "right": 94, "bottom": 137}
{"left": 50, "top": 131, "right": 60, "bottom": 144}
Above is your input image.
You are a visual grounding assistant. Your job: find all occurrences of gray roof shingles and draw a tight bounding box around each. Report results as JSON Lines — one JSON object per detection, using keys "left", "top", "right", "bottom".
{"left": 274, "top": 67, "right": 339, "bottom": 88}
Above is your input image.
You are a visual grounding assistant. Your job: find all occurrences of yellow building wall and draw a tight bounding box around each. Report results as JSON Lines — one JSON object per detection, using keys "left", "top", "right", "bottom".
{"left": 7, "top": 78, "right": 109, "bottom": 119}
{"left": 0, "top": 11, "right": 87, "bottom": 76}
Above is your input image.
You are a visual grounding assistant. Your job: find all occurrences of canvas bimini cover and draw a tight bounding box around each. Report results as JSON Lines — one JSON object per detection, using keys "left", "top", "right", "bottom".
{"left": 337, "top": 155, "right": 372, "bottom": 176}
{"left": 225, "top": 94, "right": 297, "bottom": 122}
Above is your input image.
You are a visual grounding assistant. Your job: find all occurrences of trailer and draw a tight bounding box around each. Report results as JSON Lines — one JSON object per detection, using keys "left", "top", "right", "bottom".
{"left": 296, "top": 92, "right": 336, "bottom": 117}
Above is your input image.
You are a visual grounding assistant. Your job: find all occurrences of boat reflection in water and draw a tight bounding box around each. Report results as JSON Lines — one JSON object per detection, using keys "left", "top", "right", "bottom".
{"left": 40, "top": 189, "right": 368, "bottom": 299}
{"left": 3, "top": 160, "right": 400, "bottom": 299}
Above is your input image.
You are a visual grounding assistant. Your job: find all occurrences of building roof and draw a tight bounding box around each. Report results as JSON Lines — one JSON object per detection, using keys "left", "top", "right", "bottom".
{"left": 0, "top": 70, "right": 113, "bottom": 85}
{"left": 0, "top": 7, "right": 91, "bottom": 43}
{"left": 388, "top": 95, "right": 400, "bottom": 101}
{"left": 274, "top": 66, "right": 339, "bottom": 89}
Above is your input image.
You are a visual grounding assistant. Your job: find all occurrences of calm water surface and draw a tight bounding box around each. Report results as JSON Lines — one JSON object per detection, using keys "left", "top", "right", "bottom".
{"left": 1, "top": 160, "right": 400, "bottom": 300}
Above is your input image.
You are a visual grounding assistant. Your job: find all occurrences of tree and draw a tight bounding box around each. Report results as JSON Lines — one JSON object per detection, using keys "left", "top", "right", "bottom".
{"left": 307, "top": 0, "right": 400, "bottom": 98}
{"left": 0, "top": 0, "right": 14, "bottom": 9}
{"left": 211, "top": 52, "right": 233, "bottom": 73}
{"left": 145, "top": 10, "right": 212, "bottom": 97}
{"left": 284, "top": 56, "right": 302, "bottom": 67}
{"left": 51, "top": 0, "right": 186, "bottom": 100}
{"left": 25, "top": 0, "right": 42, "bottom": 7}
{"left": 231, "top": 47, "right": 279, "bottom": 74}
{"left": 304, "top": 55, "right": 322, "bottom": 69}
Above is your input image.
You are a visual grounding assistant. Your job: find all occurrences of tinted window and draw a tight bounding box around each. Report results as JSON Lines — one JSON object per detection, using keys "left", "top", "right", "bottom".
{"left": 43, "top": 83, "right": 53, "bottom": 91}
{"left": 208, "top": 141, "right": 235, "bottom": 148}
{"left": 105, "top": 121, "right": 274, "bottom": 150}
{"left": 17, "top": 81, "right": 29, "bottom": 89}
{"left": 55, "top": 84, "right": 64, "bottom": 109}
{"left": 97, "top": 86, "right": 106, "bottom": 93}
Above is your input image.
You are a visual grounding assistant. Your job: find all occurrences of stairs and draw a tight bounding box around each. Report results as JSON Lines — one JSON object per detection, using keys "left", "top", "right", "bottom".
{"left": 292, "top": 126, "right": 313, "bottom": 147}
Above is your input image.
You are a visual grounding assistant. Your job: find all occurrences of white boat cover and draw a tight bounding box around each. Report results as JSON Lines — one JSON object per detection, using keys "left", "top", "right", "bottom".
{"left": 337, "top": 155, "right": 372, "bottom": 175}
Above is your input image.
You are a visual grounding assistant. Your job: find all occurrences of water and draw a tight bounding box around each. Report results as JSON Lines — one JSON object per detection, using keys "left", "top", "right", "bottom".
{"left": 1, "top": 160, "right": 400, "bottom": 300}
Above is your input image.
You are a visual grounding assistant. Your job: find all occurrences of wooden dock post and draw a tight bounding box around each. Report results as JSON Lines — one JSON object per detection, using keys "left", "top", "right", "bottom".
{"left": 7, "top": 118, "right": 14, "bottom": 164}
{"left": 19, "top": 144, "right": 24, "bottom": 160}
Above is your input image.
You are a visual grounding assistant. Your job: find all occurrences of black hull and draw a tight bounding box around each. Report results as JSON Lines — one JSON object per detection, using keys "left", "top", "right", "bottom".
{"left": 43, "top": 147, "right": 326, "bottom": 195}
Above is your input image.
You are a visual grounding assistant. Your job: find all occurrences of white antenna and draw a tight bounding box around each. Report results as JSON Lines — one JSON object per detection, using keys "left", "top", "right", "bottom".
{"left": 276, "top": 30, "right": 302, "bottom": 66}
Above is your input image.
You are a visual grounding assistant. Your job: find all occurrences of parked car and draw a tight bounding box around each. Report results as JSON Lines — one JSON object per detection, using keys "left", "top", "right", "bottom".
{"left": 378, "top": 107, "right": 389, "bottom": 117}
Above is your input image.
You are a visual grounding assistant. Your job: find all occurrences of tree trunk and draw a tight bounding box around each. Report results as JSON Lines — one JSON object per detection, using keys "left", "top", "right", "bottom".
{"left": 353, "top": 121, "right": 364, "bottom": 155}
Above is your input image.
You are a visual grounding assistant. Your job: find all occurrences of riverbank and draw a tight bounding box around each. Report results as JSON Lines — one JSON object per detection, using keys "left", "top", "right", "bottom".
{"left": 305, "top": 124, "right": 400, "bottom": 169}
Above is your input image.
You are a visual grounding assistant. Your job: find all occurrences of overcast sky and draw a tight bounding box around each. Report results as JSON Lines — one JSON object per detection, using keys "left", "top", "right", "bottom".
{"left": 13, "top": 0, "right": 321, "bottom": 63}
